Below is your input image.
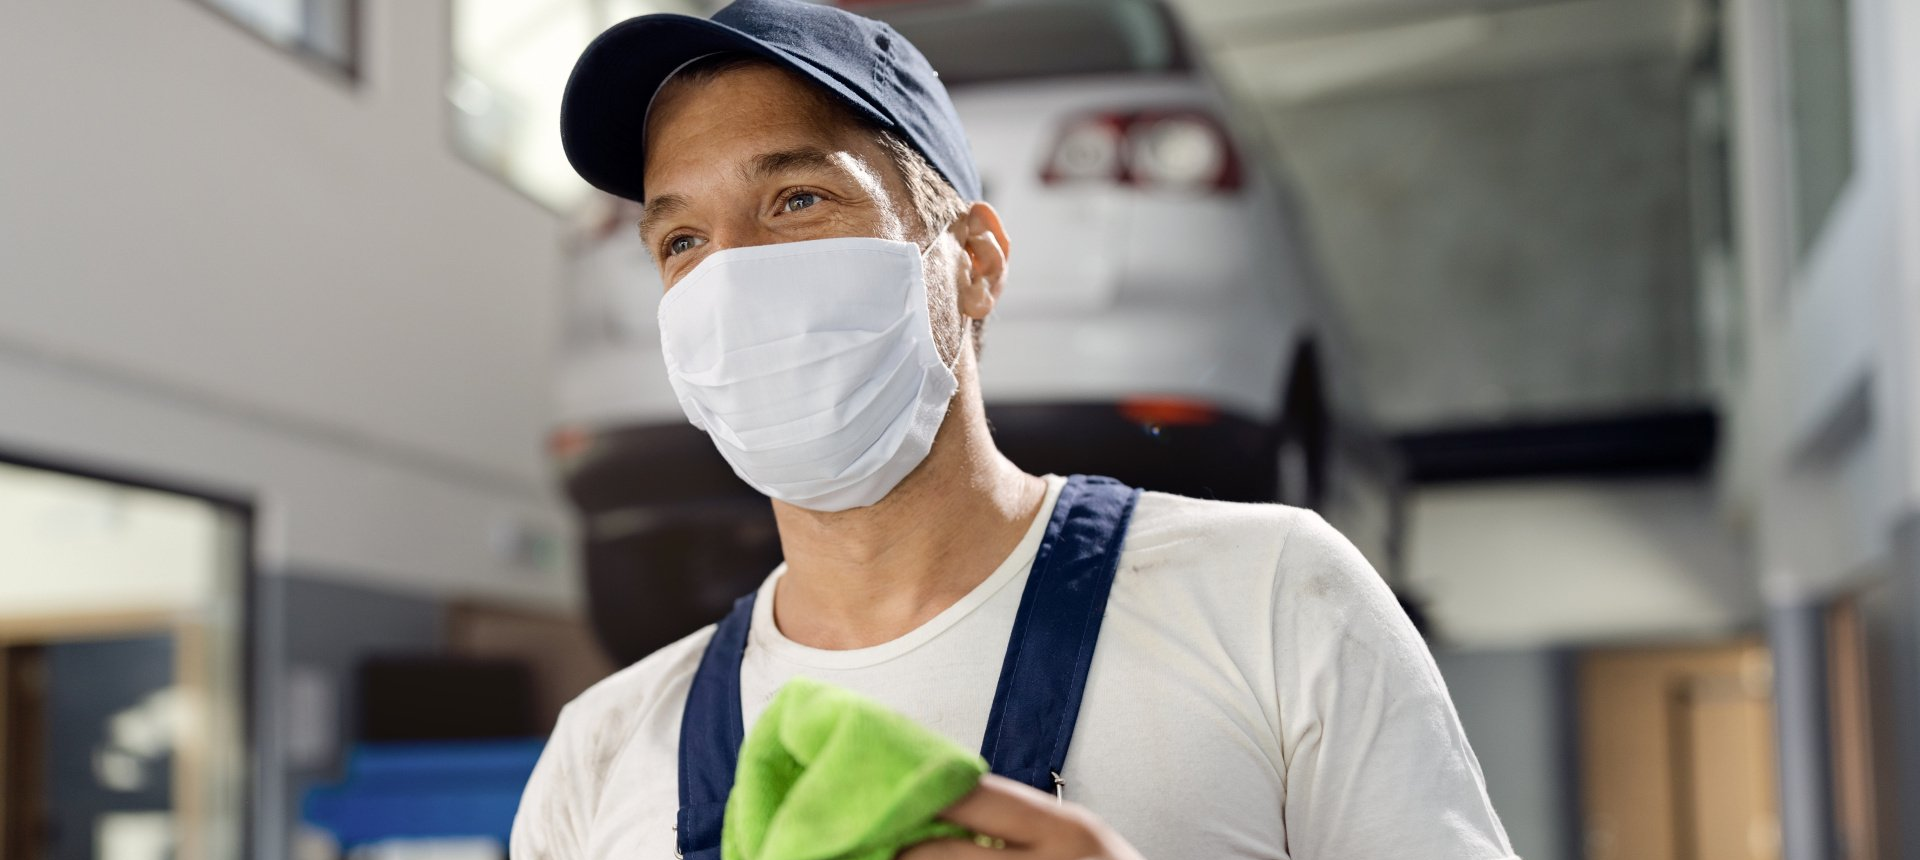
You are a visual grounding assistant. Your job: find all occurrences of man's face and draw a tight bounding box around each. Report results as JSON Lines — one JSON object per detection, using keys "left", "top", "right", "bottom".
{"left": 638, "top": 64, "right": 920, "bottom": 290}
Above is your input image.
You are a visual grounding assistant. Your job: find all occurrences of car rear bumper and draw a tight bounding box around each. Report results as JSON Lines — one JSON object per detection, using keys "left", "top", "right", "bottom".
{"left": 977, "top": 308, "right": 1294, "bottom": 421}
{"left": 987, "top": 402, "right": 1275, "bottom": 502}
{"left": 562, "top": 403, "right": 1277, "bottom": 664}
{"left": 564, "top": 400, "right": 1278, "bottom": 519}
{"left": 562, "top": 422, "right": 750, "bottom": 515}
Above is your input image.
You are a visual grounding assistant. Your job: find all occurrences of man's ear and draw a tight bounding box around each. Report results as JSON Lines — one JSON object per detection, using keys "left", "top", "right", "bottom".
{"left": 956, "top": 201, "right": 1010, "bottom": 322}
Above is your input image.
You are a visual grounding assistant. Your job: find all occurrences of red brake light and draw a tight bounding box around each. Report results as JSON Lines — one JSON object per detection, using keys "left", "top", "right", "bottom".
{"left": 1041, "top": 110, "right": 1243, "bottom": 193}
{"left": 1120, "top": 397, "right": 1219, "bottom": 428}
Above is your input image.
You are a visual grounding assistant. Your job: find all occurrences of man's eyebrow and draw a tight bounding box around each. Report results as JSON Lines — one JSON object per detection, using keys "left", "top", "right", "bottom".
{"left": 743, "top": 146, "right": 842, "bottom": 183}
{"left": 637, "top": 193, "right": 691, "bottom": 243}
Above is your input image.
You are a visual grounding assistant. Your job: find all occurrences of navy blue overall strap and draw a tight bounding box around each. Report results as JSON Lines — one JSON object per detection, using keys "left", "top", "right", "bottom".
{"left": 676, "top": 591, "right": 756, "bottom": 860}
{"left": 672, "top": 474, "right": 1139, "bottom": 857}
{"left": 978, "top": 474, "right": 1139, "bottom": 794}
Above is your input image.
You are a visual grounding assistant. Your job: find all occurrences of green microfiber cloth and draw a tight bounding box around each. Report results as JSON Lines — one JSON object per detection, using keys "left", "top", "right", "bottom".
{"left": 722, "top": 677, "right": 988, "bottom": 860}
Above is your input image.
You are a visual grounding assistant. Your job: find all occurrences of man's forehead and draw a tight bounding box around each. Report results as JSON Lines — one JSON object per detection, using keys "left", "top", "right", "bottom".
{"left": 640, "top": 67, "right": 884, "bottom": 205}
{"left": 644, "top": 64, "right": 849, "bottom": 164}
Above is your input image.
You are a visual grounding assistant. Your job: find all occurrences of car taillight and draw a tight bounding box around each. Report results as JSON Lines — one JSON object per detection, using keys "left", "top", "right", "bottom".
{"left": 1041, "top": 110, "right": 1242, "bottom": 193}
{"left": 1044, "top": 115, "right": 1127, "bottom": 183}
{"left": 1120, "top": 397, "right": 1219, "bottom": 428}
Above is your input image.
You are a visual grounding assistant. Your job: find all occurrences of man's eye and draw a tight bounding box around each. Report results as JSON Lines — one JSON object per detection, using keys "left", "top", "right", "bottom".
{"left": 667, "top": 235, "right": 705, "bottom": 256}
{"left": 783, "top": 192, "right": 820, "bottom": 213}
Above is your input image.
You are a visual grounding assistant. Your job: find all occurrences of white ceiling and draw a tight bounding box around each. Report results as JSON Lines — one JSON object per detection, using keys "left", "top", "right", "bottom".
{"left": 1166, "top": 0, "right": 1709, "bottom": 106}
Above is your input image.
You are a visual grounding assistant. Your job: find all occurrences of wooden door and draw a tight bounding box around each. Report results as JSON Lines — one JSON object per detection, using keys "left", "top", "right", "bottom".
{"left": 1579, "top": 641, "right": 1782, "bottom": 860}
{"left": 0, "top": 645, "right": 48, "bottom": 860}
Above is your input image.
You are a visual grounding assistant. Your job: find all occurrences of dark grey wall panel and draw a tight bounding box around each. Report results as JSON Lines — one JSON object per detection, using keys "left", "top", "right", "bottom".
{"left": 1433, "top": 648, "right": 1579, "bottom": 860}
{"left": 252, "top": 573, "right": 445, "bottom": 860}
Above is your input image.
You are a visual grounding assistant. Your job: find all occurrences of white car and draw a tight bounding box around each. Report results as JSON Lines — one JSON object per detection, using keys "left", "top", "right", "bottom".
{"left": 554, "top": 0, "right": 1405, "bottom": 664}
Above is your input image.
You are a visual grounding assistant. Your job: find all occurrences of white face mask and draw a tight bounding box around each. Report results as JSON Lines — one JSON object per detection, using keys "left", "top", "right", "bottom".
{"left": 657, "top": 236, "right": 960, "bottom": 512}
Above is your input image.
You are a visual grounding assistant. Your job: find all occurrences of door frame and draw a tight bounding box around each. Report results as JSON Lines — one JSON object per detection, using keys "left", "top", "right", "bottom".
{"left": 0, "top": 447, "right": 257, "bottom": 860}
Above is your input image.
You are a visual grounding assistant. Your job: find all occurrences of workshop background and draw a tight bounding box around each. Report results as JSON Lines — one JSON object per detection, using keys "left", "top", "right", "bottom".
{"left": 1, "top": 0, "right": 1916, "bottom": 859}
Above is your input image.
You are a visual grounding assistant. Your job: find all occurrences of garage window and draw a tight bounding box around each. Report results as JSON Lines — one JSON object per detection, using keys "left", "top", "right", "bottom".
{"left": 1782, "top": 0, "right": 1854, "bottom": 257}
{"left": 450, "top": 1, "right": 712, "bottom": 212}
{"left": 191, "top": 0, "right": 360, "bottom": 80}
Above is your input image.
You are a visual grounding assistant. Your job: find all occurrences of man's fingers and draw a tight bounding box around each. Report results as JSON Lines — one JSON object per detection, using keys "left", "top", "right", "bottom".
{"left": 936, "top": 774, "right": 1072, "bottom": 845}
{"left": 896, "top": 837, "right": 1010, "bottom": 860}
{"left": 896, "top": 776, "right": 1059, "bottom": 859}
{"left": 908, "top": 776, "right": 1139, "bottom": 860}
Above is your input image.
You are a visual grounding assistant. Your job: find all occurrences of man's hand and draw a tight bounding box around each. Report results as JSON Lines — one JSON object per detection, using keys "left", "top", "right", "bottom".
{"left": 897, "top": 774, "right": 1147, "bottom": 859}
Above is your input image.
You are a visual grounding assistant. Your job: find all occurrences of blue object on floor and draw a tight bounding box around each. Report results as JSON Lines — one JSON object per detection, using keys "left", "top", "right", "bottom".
{"left": 302, "top": 739, "right": 547, "bottom": 849}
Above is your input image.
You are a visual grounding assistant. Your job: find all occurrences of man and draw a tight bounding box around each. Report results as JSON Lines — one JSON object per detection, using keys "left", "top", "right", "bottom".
{"left": 515, "top": 1, "right": 1516, "bottom": 858}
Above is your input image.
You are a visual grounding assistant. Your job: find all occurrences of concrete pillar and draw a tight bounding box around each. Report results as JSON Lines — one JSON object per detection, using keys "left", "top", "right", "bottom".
{"left": 1766, "top": 603, "right": 1837, "bottom": 860}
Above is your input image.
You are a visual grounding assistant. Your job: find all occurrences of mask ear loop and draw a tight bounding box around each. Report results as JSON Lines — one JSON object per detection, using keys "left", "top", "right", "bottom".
{"left": 915, "top": 230, "right": 970, "bottom": 381}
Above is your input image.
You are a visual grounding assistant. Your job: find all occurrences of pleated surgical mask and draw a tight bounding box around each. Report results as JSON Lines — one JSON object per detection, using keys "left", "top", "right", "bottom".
{"left": 656, "top": 236, "right": 959, "bottom": 512}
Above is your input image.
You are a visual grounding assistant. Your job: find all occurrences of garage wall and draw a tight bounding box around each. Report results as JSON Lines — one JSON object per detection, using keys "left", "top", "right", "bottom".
{"left": 1720, "top": 0, "right": 1920, "bottom": 598}
{"left": 1265, "top": 57, "right": 1700, "bottom": 431}
{"left": 251, "top": 574, "right": 447, "bottom": 860}
{"left": 1717, "top": 0, "right": 1920, "bottom": 855}
{"left": 0, "top": 1, "right": 574, "bottom": 605}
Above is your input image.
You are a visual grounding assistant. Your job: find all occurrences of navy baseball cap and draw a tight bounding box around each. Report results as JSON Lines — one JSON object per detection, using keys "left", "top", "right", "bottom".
{"left": 560, "top": 0, "right": 982, "bottom": 205}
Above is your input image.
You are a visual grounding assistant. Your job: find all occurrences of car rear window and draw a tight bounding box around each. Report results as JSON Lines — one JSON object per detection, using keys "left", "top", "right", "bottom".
{"left": 857, "top": 0, "right": 1191, "bottom": 86}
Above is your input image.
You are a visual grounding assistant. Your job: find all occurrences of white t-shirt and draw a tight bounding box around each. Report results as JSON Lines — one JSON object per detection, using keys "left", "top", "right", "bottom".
{"left": 512, "top": 476, "right": 1516, "bottom": 860}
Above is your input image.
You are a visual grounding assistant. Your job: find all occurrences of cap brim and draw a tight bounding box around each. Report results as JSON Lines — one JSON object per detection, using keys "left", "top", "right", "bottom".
{"left": 560, "top": 14, "right": 893, "bottom": 203}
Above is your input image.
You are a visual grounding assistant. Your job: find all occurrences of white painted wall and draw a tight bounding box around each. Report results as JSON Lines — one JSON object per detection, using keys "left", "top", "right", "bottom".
{"left": 0, "top": 0, "right": 574, "bottom": 606}
{"left": 1722, "top": 0, "right": 1920, "bottom": 599}
{"left": 1720, "top": 3, "right": 1920, "bottom": 855}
